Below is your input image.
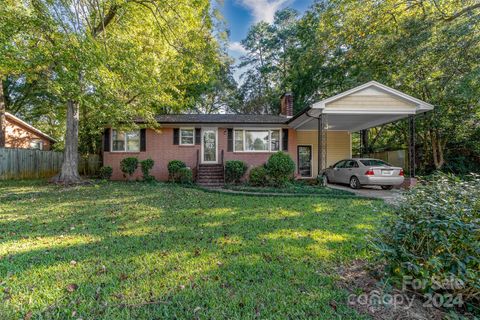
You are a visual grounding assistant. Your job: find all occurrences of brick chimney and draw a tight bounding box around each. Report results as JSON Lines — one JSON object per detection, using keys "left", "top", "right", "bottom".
{"left": 280, "top": 92, "right": 293, "bottom": 118}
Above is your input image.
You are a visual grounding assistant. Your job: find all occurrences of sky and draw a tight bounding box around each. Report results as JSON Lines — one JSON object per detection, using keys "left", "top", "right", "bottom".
{"left": 219, "top": 0, "right": 313, "bottom": 82}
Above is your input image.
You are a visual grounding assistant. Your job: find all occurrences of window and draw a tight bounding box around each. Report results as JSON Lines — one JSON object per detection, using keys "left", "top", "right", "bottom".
{"left": 180, "top": 128, "right": 194, "bottom": 145}
{"left": 112, "top": 129, "right": 140, "bottom": 152}
{"left": 345, "top": 160, "right": 359, "bottom": 168}
{"left": 334, "top": 160, "right": 347, "bottom": 168}
{"left": 234, "top": 129, "right": 281, "bottom": 152}
{"left": 30, "top": 140, "right": 43, "bottom": 150}
{"left": 360, "top": 159, "right": 391, "bottom": 167}
{"left": 234, "top": 130, "right": 243, "bottom": 151}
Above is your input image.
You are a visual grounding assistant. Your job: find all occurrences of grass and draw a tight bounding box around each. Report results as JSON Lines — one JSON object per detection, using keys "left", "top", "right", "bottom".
{"left": 0, "top": 180, "right": 386, "bottom": 319}
{"left": 223, "top": 182, "right": 354, "bottom": 196}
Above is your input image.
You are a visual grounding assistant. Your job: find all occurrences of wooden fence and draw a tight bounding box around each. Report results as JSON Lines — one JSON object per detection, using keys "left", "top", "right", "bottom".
{"left": 368, "top": 150, "right": 406, "bottom": 168}
{"left": 0, "top": 148, "right": 101, "bottom": 180}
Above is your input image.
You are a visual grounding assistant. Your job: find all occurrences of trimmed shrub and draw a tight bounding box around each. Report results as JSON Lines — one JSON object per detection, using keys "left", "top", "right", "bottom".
{"left": 140, "top": 158, "right": 155, "bottom": 182}
{"left": 373, "top": 173, "right": 480, "bottom": 306}
{"left": 249, "top": 166, "right": 268, "bottom": 186}
{"left": 120, "top": 157, "right": 138, "bottom": 180}
{"left": 168, "top": 160, "right": 186, "bottom": 182}
{"left": 99, "top": 166, "right": 113, "bottom": 180}
{"left": 265, "top": 151, "right": 295, "bottom": 187}
{"left": 177, "top": 167, "right": 193, "bottom": 184}
{"left": 225, "top": 160, "right": 248, "bottom": 184}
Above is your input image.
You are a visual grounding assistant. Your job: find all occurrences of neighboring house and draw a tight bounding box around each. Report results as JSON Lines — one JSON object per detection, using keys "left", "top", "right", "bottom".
{"left": 103, "top": 81, "right": 433, "bottom": 185}
{"left": 3, "top": 112, "right": 56, "bottom": 150}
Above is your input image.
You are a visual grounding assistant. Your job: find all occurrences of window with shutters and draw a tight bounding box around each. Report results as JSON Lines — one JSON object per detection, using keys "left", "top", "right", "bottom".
{"left": 112, "top": 130, "right": 140, "bottom": 152}
{"left": 233, "top": 129, "right": 281, "bottom": 152}
{"left": 179, "top": 128, "right": 194, "bottom": 145}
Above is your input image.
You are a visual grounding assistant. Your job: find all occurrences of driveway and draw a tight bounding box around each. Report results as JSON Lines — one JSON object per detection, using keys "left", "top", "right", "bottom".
{"left": 327, "top": 183, "right": 404, "bottom": 204}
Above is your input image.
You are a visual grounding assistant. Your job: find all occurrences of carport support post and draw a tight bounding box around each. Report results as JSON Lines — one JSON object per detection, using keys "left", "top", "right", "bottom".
{"left": 408, "top": 115, "right": 416, "bottom": 178}
{"left": 317, "top": 114, "right": 327, "bottom": 177}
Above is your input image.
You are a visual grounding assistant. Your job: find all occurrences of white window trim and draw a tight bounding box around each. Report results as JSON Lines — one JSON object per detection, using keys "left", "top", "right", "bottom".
{"left": 30, "top": 140, "right": 44, "bottom": 150}
{"left": 233, "top": 128, "right": 282, "bottom": 153}
{"left": 179, "top": 127, "right": 195, "bottom": 146}
{"left": 110, "top": 129, "right": 141, "bottom": 153}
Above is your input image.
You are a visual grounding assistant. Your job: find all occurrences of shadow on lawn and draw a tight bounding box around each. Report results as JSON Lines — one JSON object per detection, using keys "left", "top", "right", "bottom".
{"left": 0, "top": 182, "right": 381, "bottom": 319}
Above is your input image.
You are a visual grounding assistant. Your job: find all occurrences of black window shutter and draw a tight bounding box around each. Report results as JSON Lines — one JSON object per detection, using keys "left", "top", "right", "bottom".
{"left": 227, "top": 129, "right": 233, "bottom": 152}
{"left": 173, "top": 128, "right": 179, "bottom": 145}
{"left": 282, "top": 129, "right": 289, "bottom": 151}
{"left": 140, "top": 128, "right": 146, "bottom": 151}
{"left": 195, "top": 128, "right": 201, "bottom": 145}
{"left": 103, "top": 128, "right": 110, "bottom": 152}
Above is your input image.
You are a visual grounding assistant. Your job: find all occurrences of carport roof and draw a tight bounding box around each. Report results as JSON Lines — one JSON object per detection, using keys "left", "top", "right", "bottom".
{"left": 288, "top": 81, "right": 434, "bottom": 132}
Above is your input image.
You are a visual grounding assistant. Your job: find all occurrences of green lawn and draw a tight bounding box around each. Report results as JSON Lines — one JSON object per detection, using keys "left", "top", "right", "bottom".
{"left": 0, "top": 180, "right": 385, "bottom": 319}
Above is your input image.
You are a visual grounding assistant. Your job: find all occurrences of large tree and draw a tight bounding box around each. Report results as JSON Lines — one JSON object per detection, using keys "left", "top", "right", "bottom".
{"left": 1, "top": 0, "right": 220, "bottom": 184}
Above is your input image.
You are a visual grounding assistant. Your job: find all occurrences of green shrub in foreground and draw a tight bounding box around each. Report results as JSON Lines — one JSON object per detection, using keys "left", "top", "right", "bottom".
{"left": 177, "top": 167, "right": 193, "bottom": 184}
{"left": 249, "top": 166, "right": 268, "bottom": 186}
{"left": 373, "top": 173, "right": 480, "bottom": 308}
{"left": 120, "top": 157, "right": 138, "bottom": 180}
{"left": 99, "top": 166, "right": 113, "bottom": 180}
{"left": 265, "top": 151, "right": 295, "bottom": 186}
{"left": 168, "top": 160, "right": 186, "bottom": 182}
{"left": 225, "top": 160, "right": 248, "bottom": 184}
{"left": 140, "top": 158, "right": 155, "bottom": 182}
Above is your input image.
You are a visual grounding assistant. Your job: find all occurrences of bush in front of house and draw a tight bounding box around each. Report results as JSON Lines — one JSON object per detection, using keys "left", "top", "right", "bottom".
{"left": 177, "top": 167, "right": 193, "bottom": 184}
{"left": 99, "top": 166, "right": 113, "bottom": 180}
{"left": 249, "top": 165, "right": 268, "bottom": 186}
{"left": 140, "top": 158, "right": 155, "bottom": 182}
{"left": 167, "top": 160, "right": 186, "bottom": 182}
{"left": 265, "top": 151, "right": 295, "bottom": 187}
{"left": 372, "top": 173, "right": 480, "bottom": 306}
{"left": 225, "top": 160, "right": 248, "bottom": 184}
{"left": 120, "top": 157, "right": 138, "bottom": 180}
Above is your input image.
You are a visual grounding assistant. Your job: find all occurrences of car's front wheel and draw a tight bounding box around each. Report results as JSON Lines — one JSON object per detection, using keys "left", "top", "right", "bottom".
{"left": 349, "top": 176, "right": 361, "bottom": 189}
{"left": 381, "top": 185, "right": 394, "bottom": 190}
{"left": 322, "top": 174, "right": 329, "bottom": 186}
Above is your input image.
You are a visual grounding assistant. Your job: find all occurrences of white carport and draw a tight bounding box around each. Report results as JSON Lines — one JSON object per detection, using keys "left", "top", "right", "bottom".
{"left": 288, "top": 81, "right": 434, "bottom": 177}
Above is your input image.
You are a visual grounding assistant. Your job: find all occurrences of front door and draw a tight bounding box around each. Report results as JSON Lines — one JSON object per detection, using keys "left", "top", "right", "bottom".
{"left": 202, "top": 128, "right": 217, "bottom": 163}
{"left": 297, "top": 145, "right": 312, "bottom": 178}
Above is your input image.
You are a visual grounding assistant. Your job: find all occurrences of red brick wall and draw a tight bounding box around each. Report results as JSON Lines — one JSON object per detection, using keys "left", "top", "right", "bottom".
{"left": 103, "top": 127, "right": 297, "bottom": 181}
{"left": 5, "top": 117, "right": 52, "bottom": 150}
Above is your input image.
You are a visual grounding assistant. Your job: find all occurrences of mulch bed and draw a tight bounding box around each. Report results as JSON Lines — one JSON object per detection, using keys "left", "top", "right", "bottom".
{"left": 337, "top": 260, "right": 447, "bottom": 320}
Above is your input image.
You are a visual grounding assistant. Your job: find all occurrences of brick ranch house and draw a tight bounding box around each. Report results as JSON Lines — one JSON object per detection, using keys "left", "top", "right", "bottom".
{"left": 103, "top": 81, "right": 433, "bottom": 186}
{"left": 2, "top": 112, "right": 56, "bottom": 150}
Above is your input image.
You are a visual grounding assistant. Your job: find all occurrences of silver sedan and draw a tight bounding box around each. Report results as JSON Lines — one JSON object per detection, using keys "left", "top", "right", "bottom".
{"left": 322, "top": 158, "right": 404, "bottom": 190}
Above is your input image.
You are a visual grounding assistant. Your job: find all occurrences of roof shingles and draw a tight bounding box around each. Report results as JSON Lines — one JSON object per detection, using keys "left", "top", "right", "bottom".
{"left": 142, "top": 114, "right": 289, "bottom": 124}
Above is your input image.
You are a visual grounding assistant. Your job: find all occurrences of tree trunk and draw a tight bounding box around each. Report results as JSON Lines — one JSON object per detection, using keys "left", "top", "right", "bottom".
{"left": 51, "top": 99, "right": 82, "bottom": 185}
{"left": 430, "top": 129, "right": 445, "bottom": 169}
{"left": 0, "top": 77, "right": 6, "bottom": 148}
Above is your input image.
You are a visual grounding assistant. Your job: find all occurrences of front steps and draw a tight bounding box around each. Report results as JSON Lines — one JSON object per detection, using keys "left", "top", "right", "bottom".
{"left": 197, "top": 164, "right": 224, "bottom": 188}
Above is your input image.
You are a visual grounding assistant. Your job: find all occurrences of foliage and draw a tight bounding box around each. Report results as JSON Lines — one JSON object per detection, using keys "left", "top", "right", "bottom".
{"left": 0, "top": 0, "right": 222, "bottom": 179}
{"left": 140, "top": 158, "right": 155, "bottom": 182}
{"left": 177, "top": 167, "right": 193, "bottom": 184}
{"left": 99, "top": 166, "right": 113, "bottom": 180}
{"left": 0, "top": 179, "right": 382, "bottom": 319}
{"left": 167, "top": 160, "right": 186, "bottom": 182}
{"left": 236, "top": 1, "right": 480, "bottom": 173}
{"left": 120, "top": 157, "right": 138, "bottom": 180}
{"left": 265, "top": 152, "right": 296, "bottom": 187}
{"left": 249, "top": 165, "right": 268, "bottom": 186}
{"left": 224, "top": 160, "right": 248, "bottom": 184}
{"left": 373, "top": 173, "right": 480, "bottom": 306}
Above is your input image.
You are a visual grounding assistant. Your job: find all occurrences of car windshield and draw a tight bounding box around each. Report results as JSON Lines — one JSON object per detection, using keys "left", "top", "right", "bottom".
{"left": 360, "top": 159, "right": 392, "bottom": 167}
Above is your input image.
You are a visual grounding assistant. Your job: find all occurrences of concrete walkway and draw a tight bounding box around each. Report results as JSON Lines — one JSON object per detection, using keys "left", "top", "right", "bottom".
{"left": 326, "top": 183, "right": 404, "bottom": 204}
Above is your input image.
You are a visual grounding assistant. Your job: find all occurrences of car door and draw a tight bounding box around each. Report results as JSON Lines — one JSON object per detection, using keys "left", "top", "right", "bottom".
{"left": 342, "top": 160, "right": 359, "bottom": 183}
{"left": 330, "top": 160, "right": 346, "bottom": 183}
